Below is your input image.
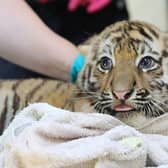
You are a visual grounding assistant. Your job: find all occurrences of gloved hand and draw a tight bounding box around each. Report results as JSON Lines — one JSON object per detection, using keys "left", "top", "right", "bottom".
{"left": 68, "top": 0, "right": 112, "bottom": 13}
{"left": 36, "top": 0, "right": 112, "bottom": 13}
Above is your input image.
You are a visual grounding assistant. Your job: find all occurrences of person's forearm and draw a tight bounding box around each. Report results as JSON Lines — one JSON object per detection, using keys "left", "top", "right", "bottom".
{"left": 0, "top": 0, "right": 78, "bottom": 80}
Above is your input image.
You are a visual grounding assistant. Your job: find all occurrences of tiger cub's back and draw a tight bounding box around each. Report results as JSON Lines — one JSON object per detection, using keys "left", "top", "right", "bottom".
{"left": 0, "top": 79, "right": 75, "bottom": 132}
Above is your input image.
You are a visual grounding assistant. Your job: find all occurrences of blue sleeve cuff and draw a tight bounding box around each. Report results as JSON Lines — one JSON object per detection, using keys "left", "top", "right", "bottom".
{"left": 70, "top": 54, "right": 85, "bottom": 83}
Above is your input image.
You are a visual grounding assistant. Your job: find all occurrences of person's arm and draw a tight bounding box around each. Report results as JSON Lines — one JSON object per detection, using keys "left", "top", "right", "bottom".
{"left": 0, "top": 0, "right": 79, "bottom": 81}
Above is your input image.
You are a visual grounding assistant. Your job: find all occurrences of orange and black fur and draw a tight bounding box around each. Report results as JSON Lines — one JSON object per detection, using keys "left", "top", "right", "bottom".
{"left": 0, "top": 21, "right": 168, "bottom": 133}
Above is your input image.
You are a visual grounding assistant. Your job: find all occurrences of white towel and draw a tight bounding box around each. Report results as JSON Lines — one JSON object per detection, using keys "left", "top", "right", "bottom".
{"left": 0, "top": 103, "right": 168, "bottom": 168}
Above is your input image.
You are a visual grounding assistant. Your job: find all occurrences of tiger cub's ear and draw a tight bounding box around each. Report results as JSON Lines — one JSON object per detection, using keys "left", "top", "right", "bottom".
{"left": 78, "top": 44, "right": 91, "bottom": 56}
{"left": 78, "top": 35, "right": 98, "bottom": 57}
{"left": 161, "top": 32, "right": 168, "bottom": 58}
{"left": 161, "top": 33, "right": 168, "bottom": 83}
{"left": 163, "top": 32, "right": 168, "bottom": 49}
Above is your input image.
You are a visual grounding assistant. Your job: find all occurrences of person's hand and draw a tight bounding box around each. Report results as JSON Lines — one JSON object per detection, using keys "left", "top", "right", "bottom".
{"left": 68, "top": 0, "right": 112, "bottom": 13}
{"left": 36, "top": 0, "right": 112, "bottom": 13}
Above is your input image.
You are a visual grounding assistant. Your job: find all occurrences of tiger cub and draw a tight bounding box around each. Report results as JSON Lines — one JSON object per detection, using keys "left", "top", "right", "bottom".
{"left": 0, "top": 21, "right": 168, "bottom": 133}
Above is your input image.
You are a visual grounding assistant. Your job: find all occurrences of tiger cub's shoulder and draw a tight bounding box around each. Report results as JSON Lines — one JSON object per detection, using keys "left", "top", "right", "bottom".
{"left": 0, "top": 78, "right": 78, "bottom": 133}
{"left": 0, "top": 78, "right": 76, "bottom": 113}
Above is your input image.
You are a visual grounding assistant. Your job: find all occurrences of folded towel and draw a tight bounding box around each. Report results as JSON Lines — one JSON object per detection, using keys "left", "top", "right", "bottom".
{"left": 0, "top": 103, "right": 168, "bottom": 168}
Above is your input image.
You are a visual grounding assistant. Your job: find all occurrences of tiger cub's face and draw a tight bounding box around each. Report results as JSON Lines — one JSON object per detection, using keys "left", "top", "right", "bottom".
{"left": 77, "top": 21, "right": 168, "bottom": 123}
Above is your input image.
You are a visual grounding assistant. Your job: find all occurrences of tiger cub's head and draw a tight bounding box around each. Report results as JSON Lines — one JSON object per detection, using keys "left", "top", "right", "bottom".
{"left": 77, "top": 21, "right": 168, "bottom": 124}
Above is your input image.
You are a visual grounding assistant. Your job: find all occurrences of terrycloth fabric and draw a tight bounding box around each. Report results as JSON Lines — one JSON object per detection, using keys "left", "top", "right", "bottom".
{"left": 0, "top": 103, "right": 168, "bottom": 168}
{"left": 137, "top": 114, "right": 168, "bottom": 166}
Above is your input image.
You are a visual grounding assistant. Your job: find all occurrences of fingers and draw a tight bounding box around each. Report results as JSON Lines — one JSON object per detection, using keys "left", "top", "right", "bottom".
{"left": 68, "top": 0, "right": 82, "bottom": 11}
{"left": 87, "top": 0, "right": 112, "bottom": 13}
{"left": 68, "top": 0, "right": 112, "bottom": 13}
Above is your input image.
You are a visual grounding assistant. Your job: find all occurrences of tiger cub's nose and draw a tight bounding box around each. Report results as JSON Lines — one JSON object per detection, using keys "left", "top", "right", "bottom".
{"left": 113, "top": 90, "right": 133, "bottom": 100}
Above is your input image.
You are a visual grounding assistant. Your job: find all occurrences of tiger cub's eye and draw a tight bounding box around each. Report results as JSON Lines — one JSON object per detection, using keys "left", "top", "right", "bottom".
{"left": 138, "top": 56, "right": 157, "bottom": 70}
{"left": 99, "top": 56, "right": 113, "bottom": 71}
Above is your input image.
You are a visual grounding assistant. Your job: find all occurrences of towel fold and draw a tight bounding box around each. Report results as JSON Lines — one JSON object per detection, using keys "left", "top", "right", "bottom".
{"left": 0, "top": 103, "right": 168, "bottom": 168}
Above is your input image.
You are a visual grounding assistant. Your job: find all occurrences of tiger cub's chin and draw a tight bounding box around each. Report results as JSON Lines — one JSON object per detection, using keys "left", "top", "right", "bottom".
{"left": 115, "top": 111, "right": 154, "bottom": 128}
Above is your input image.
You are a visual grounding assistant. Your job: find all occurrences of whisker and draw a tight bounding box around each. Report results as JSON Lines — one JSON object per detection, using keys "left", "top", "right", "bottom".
{"left": 100, "top": 100, "right": 112, "bottom": 105}
{"left": 96, "top": 103, "right": 102, "bottom": 113}
{"left": 150, "top": 100, "right": 164, "bottom": 116}
{"left": 132, "top": 98, "right": 149, "bottom": 103}
{"left": 145, "top": 103, "right": 154, "bottom": 117}
{"left": 150, "top": 100, "right": 163, "bottom": 112}
{"left": 94, "top": 101, "right": 100, "bottom": 110}
{"left": 146, "top": 103, "right": 153, "bottom": 117}
{"left": 153, "top": 99, "right": 167, "bottom": 108}
{"left": 101, "top": 103, "right": 112, "bottom": 113}
{"left": 100, "top": 98, "right": 112, "bottom": 101}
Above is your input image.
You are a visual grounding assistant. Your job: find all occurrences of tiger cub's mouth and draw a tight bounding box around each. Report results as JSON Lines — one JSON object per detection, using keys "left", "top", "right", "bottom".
{"left": 113, "top": 104, "right": 134, "bottom": 112}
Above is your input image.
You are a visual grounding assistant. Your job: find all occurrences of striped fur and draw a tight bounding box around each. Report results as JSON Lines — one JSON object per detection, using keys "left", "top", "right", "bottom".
{"left": 0, "top": 21, "right": 168, "bottom": 133}
{"left": 0, "top": 79, "right": 76, "bottom": 133}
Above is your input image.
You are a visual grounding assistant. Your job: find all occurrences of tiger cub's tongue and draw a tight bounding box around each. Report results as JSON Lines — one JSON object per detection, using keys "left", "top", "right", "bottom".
{"left": 114, "top": 104, "right": 133, "bottom": 111}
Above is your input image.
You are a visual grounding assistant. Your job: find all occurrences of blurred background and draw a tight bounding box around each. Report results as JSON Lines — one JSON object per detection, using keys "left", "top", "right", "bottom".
{"left": 26, "top": 0, "right": 168, "bottom": 45}
{"left": 27, "top": 0, "right": 129, "bottom": 45}
{"left": 127, "top": 0, "right": 168, "bottom": 31}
